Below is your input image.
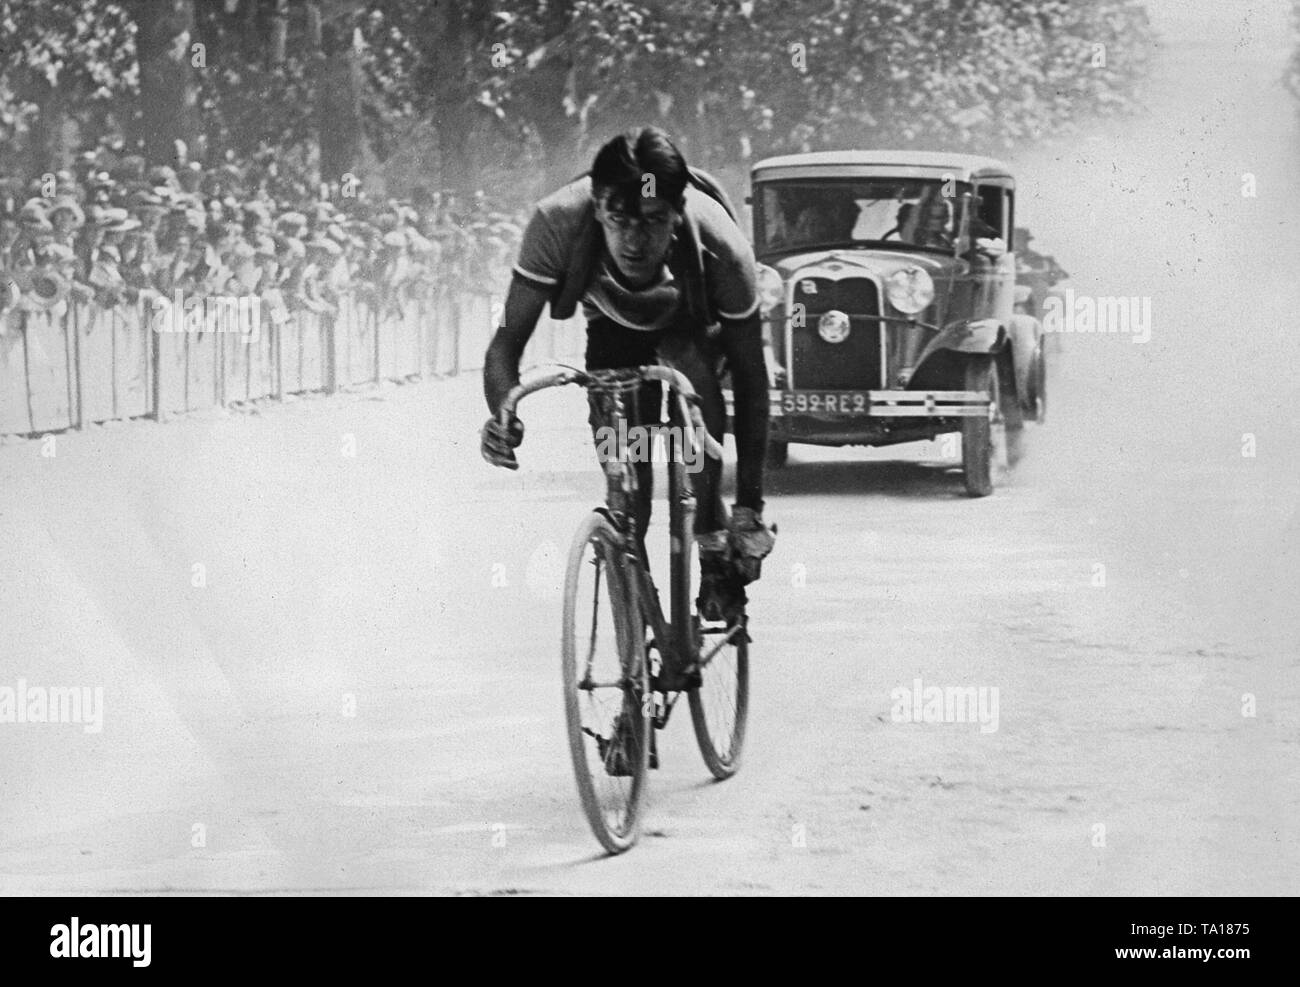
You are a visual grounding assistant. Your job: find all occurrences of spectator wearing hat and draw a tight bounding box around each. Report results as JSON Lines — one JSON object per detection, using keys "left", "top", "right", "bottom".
{"left": 276, "top": 234, "right": 307, "bottom": 304}
{"left": 119, "top": 226, "right": 159, "bottom": 304}
{"left": 378, "top": 229, "right": 413, "bottom": 317}
{"left": 48, "top": 196, "right": 86, "bottom": 248}
{"left": 89, "top": 171, "right": 116, "bottom": 207}
{"left": 147, "top": 165, "right": 180, "bottom": 194}
{"left": 44, "top": 200, "right": 91, "bottom": 289}
{"left": 176, "top": 237, "right": 227, "bottom": 298}
{"left": 301, "top": 235, "right": 344, "bottom": 313}
{"left": 11, "top": 200, "right": 55, "bottom": 273}
{"left": 253, "top": 233, "right": 291, "bottom": 329}
{"left": 83, "top": 207, "right": 139, "bottom": 305}
{"left": 153, "top": 225, "right": 193, "bottom": 296}
{"left": 227, "top": 240, "right": 262, "bottom": 296}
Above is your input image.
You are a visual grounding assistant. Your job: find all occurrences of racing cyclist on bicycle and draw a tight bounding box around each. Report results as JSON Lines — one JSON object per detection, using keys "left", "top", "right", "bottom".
{"left": 480, "top": 127, "right": 775, "bottom": 620}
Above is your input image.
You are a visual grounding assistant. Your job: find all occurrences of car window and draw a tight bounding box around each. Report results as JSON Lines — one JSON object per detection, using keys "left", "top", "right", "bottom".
{"left": 758, "top": 179, "right": 969, "bottom": 254}
{"left": 971, "top": 186, "right": 1008, "bottom": 241}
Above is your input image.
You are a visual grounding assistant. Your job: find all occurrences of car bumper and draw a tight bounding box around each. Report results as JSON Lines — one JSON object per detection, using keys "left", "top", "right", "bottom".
{"left": 725, "top": 388, "right": 992, "bottom": 418}
{"left": 724, "top": 389, "right": 992, "bottom": 446}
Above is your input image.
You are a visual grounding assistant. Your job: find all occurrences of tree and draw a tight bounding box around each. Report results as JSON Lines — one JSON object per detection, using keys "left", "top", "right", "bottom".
{"left": 126, "top": 0, "right": 198, "bottom": 165}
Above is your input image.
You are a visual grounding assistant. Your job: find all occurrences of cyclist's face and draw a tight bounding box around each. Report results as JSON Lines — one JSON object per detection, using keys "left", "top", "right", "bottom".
{"left": 594, "top": 191, "right": 680, "bottom": 287}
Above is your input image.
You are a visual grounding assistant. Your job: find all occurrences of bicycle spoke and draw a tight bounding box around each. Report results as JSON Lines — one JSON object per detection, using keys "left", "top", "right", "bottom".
{"left": 584, "top": 554, "right": 603, "bottom": 679}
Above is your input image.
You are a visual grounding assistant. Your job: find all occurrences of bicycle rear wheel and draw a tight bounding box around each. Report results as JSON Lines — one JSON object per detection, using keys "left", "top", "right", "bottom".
{"left": 561, "top": 510, "right": 650, "bottom": 853}
{"left": 684, "top": 541, "right": 749, "bottom": 779}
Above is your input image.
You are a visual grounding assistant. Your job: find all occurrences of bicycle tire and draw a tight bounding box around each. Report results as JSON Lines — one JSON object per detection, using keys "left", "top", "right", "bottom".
{"left": 688, "top": 622, "right": 749, "bottom": 779}
{"left": 682, "top": 536, "right": 749, "bottom": 780}
{"left": 561, "top": 510, "right": 650, "bottom": 853}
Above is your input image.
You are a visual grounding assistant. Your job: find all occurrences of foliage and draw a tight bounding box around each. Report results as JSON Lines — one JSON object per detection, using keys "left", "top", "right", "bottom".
{"left": 1, "top": 0, "right": 1155, "bottom": 206}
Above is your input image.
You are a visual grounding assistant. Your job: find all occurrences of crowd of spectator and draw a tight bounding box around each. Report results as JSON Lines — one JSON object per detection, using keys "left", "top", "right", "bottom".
{"left": 0, "top": 141, "right": 525, "bottom": 327}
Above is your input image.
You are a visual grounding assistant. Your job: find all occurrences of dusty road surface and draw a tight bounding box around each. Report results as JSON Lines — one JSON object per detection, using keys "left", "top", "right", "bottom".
{"left": 2, "top": 0, "right": 1297, "bottom": 895}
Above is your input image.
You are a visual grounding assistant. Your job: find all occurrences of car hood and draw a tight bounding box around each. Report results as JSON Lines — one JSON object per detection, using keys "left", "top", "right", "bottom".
{"left": 765, "top": 248, "right": 963, "bottom": 283}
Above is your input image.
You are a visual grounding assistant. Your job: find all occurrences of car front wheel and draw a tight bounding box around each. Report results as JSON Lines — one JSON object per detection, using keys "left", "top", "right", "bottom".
{"left": 766, "top": 439, "right": 789, "bottom": 469}
{"left": 962, "top": 355, "right": 1007, "bottom": 497}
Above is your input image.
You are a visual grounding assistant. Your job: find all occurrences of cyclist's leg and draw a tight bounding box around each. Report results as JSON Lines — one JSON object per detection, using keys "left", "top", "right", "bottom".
{"left": 655, "top": 328, "right": 745, "bottom": 621}
{"left": 585, "top": 317, "right": 664, "bottom": 545}
{"left": 654, "top": 328, "right": 726, "bottom": 534}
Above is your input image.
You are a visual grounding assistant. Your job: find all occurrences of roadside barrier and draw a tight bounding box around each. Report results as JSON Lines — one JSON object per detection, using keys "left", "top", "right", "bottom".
{"left": 0, "top": 288, "right": 582, "bottom": 435}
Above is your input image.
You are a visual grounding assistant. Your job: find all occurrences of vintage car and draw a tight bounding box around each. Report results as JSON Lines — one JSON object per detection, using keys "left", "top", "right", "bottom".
{"left": 742, "top": 150, "right": 1049, "bottom": 496}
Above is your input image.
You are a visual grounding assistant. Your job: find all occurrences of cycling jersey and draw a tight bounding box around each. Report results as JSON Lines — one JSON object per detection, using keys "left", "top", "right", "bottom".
{"left": 489, "top": 168, "right": 769, "bottom": 516}
{"left": 512, "top": 174, "right": 759, "bottom": 332}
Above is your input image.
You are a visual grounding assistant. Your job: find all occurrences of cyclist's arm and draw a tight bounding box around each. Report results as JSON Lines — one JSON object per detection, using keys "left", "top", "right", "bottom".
{"left": 484, "top": 200, "right": 571, "bottom": 415}
{"left": 716, "top": 310, "right": 769, "bottom": 513}
{"left": 699, "top": 190, "right": 768, "bottom": 514}
{"left": 483, "top": 275, "right": 550, "bottom": 415}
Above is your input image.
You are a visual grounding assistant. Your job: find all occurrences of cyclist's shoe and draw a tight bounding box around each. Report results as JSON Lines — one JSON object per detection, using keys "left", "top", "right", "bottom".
{"left": 652, "top": 661, "right": 702, "bottom": 693}
{"left": 728, "top": 506, "right": 777, "bottom": 585}
{"left": 601, "top": 709, "right": 642, "bottom": 777}
{"left": 696, "top": 542, "right": 747, "bottom": 624}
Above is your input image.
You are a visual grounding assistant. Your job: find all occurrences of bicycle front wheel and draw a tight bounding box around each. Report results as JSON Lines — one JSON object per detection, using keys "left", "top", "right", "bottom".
{"left": 561, "top": 510, "right": 649, "bottom": 854}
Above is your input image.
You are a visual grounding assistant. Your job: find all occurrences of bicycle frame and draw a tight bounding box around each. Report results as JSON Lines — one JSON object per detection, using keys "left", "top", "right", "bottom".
{"left": 591, "top": 376, "right": 698, "bottom": 681}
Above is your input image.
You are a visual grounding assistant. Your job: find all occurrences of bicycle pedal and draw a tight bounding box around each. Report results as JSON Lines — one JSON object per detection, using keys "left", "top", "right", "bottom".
{"left": 599, "top": 712, "right": 642, "bottom": 777}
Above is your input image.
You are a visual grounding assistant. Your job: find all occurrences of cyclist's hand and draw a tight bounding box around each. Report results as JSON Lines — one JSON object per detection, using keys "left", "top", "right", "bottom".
{"left": 481, "top": 413, "right": 524, "bottom": 470}
{"left": 728, "top": 506, "right": 776, "bottom": 584}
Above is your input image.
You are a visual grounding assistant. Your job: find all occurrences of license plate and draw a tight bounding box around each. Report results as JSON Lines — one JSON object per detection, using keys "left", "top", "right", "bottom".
{"left": 781, "top": 391, "right": 871, "bottom": 414}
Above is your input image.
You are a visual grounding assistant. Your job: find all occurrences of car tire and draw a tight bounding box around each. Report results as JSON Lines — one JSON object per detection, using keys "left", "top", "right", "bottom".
{"left": 997, "top": 352, "right": 1026, "bottom": 468}
{"left": 962, "top": 355, "right": 1006, "bottom": 497}
{"left": 766, "top": 439, "right": 789, "bottom": 469}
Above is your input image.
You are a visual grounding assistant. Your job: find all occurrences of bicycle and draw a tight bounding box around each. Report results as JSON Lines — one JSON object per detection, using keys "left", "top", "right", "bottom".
{"left": 498, "top": 364, "right": 750, "bottom": 854}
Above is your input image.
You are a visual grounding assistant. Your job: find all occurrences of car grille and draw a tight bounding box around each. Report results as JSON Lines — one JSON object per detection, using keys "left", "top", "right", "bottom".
{"left": 791, "top": 276, "right": 882, "bottom": 390}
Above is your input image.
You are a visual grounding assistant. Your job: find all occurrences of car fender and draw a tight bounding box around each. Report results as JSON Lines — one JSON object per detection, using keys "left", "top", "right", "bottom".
{"left": 914, "top": 318, "right": 1007, "bottom": 369}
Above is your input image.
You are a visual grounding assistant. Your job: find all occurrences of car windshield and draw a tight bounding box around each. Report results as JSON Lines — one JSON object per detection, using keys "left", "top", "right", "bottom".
{"left": 757, "top": 178, "right": 971, "bottom": 255}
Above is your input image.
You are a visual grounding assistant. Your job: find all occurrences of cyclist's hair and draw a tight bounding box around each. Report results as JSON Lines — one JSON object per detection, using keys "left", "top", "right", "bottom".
{"left": 590, "top": 127, "right": 688, "bottom": 216}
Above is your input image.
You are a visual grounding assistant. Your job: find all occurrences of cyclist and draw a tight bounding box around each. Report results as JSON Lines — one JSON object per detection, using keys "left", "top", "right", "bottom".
{"left": 480, "top": 127, "right": 775, "bottom": 621}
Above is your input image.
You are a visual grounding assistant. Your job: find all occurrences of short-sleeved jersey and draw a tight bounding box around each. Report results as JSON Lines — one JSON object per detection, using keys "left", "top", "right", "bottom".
{"left": 512, "top": 176, "right": 758, "bottom": 332}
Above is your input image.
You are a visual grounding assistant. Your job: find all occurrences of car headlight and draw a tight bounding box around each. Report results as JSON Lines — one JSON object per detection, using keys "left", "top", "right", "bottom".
{"left": 756, "top": 264, "right": 783, "bottom": 317}
{"left": 886, "top": 266, "right": 934, "bottom": 315}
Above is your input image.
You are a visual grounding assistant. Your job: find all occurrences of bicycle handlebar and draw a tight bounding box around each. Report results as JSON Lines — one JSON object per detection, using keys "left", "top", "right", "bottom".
{"left": 496, "top": 367, "right": 585, "bottom": 422}
{"left": 497, "top": 365, "right": 724, "bottom": 461}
